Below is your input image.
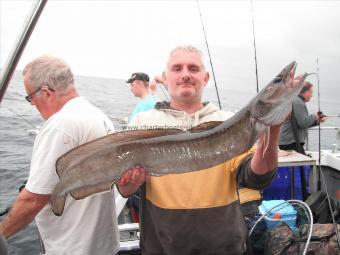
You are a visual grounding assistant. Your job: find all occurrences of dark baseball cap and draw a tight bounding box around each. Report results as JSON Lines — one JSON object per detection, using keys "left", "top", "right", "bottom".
{"left": 126, "top": 72, "right": 150, "bottom": 83}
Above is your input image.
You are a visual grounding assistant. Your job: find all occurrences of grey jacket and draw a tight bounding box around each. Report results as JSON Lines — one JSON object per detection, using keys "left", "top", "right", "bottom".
{"left": 279, "top": 95, "right": 317, "bottom": 145}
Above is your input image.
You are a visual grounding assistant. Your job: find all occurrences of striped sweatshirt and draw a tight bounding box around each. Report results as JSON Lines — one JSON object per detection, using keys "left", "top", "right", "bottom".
{"left": 130, "top": 102, "right": 276, "bottom": 255}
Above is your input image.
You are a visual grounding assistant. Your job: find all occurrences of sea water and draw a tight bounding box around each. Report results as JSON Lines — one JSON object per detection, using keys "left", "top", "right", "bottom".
{"left": 1, "top": 71, "right": 339, "bottom": 254}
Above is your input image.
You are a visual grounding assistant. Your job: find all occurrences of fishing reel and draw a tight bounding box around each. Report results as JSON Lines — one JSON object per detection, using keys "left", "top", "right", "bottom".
{"left": 19, "top": 179, "right": 28, "bottom": 192}
{"left": 0, "top": 179, "right": 28, "bottom": 217}
{"left": 317, "top": 111, "right": 326, "bottom": 118}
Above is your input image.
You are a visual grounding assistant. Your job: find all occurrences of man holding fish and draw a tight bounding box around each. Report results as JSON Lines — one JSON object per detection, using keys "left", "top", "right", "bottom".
{"left": 116, "top": 45, "right": 307, "bottom": 254}
{"left": 13, "top": 46, "right": 305, "bottom": 254}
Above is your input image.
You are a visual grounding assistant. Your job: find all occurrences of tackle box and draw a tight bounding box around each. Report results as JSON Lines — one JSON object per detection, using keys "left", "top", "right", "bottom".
{"left": 263, "top": 166, "right": 311, "bottom": 200}
{"left": 259, "top": 200, "right": 297, "bottom": 230}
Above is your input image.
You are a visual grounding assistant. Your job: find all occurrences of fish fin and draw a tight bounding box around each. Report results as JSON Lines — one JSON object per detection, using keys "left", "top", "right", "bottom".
{"left": 50, "top": 193, "right": 67, "bottom": 217}
{"left": 188, "top": 121, "right": 224, "bottom": 132}
{"left": 69, "top": 180, "right": 115, "bottom": 200}
{"left": 260, "top": 127, "right": 271, "bottom": 158}
{"left": 56, "top": 128, "right": 183, "bottom": 178}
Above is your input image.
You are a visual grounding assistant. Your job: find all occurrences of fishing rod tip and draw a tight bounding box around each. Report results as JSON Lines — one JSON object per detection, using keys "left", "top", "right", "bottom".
{"left": 306, "top": 72, "right": 317, "bottom": 76}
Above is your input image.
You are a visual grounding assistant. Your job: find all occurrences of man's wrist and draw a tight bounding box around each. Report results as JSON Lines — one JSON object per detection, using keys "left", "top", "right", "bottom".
{"left": 116, "top": 184, "right": 130, "bottom": 198}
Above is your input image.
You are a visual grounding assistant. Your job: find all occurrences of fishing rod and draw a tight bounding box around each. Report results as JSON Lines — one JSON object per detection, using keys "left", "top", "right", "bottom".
{"left": 159, "top": 84, "right": 169, "bottom": 102}
{"left": 152, "top": 77, "right": 169, "bottom": 102}
{"left": 0, "top": 110, "right": 32, "bottom": 215}
{"left": 311, "top": 60, "right": 340, "bottom": 249}
{"left": 250, "top": 0, "right": 259, "bottom": 93}
{"left": 0, "top": 3, "right": 47, "bottom": 254}
{"left": 195, "top": 0, "right": 222, "bottom": 110}
{"left": 315, "top": 60, "right": 322, "bottom": 177}
{"left": 325, "top": 114, "right": 340, "bottom": 117}
{"left": 0, "top": 176, "right": 28, "bottom": 216}
{"left": 0, "top": 207, "right": 11, "bottom": 217}
{"left": 0, "top": 0, "right": 48, "bottom": 103}
{"left": 5, "top": 106, "right": 40, "bottom": 130}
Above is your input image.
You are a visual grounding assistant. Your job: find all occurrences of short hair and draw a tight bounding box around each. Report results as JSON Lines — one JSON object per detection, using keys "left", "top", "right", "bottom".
{"left": 167, "top": 45, "right": 206, "bottom": 69}
{"left": 300, "top": 81, "right": 313, "bottom": 95}
{"left": 140, "top": 80, "right": 149, "bottom": 88}
{"left": 23, "top": 55, "right": 74, "bottom": 93}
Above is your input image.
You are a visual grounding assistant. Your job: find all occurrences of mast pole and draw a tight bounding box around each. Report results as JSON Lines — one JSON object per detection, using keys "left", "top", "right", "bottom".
{"left": 0, "top": 0, "right": 48, "bottom": 103}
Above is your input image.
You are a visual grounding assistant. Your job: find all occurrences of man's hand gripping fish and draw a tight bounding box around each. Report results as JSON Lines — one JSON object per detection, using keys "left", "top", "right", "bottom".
{"left": 51, "top": 61, "right": 306, "bottom": 216}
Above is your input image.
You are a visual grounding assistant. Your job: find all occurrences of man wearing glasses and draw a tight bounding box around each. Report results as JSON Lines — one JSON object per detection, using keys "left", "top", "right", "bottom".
{"left": 25, "top": 85, "right": 54, "bottom": 103}
{"left": 0, "top": 55, "right": 119, "bottom": 255}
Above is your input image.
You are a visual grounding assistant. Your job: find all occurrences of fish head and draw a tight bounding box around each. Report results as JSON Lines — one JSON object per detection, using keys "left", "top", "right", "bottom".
{"left": 250, "top": 61, "right": 307, "bottom": 126}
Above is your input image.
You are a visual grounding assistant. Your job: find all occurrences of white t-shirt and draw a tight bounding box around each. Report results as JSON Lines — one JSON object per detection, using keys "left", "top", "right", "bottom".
{"left": 26, "top": 97, "right": 119, "bottom": 255}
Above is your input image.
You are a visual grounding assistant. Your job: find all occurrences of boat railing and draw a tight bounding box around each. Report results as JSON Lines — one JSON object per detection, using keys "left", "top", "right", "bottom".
{"left": 306, "top": 126, "right": 340, "bottom": 152}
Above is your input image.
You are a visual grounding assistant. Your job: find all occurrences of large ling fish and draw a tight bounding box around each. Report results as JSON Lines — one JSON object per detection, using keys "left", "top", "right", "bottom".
{"left": 51, "top": 61, "right": 306, "bottom": 216}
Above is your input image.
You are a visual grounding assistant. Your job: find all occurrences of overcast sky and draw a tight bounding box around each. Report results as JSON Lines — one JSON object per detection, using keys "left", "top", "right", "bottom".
{"left": 1, "top": 0, "right": 340, "bottom": 100}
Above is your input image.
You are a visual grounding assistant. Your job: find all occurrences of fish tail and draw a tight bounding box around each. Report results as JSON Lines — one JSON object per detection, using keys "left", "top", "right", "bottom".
{"left": 50, "top": 193, "right": 67, "bottom": 217}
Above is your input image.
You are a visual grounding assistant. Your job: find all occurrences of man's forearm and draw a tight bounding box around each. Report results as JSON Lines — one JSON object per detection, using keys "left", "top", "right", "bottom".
{"left": 251, "top": 126, "right": 281, "bottom": 175}
{"left": 0, "top": 189, "right": 49, "bottom": 239}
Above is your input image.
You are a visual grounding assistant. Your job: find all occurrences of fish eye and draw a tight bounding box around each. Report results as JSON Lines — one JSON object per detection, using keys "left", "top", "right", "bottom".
{"left": 259, "top": 100, "right": 271, "bottom": 108}
{"left": 273, "top": 76, "right": 282, "bottom": 83}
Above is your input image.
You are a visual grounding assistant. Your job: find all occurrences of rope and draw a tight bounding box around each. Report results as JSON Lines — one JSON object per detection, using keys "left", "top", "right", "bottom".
{"left": 249, "top": 200, "right": 313, "bottom": 255}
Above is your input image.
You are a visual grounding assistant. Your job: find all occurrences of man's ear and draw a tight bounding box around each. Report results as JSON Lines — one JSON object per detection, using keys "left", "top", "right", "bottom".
{"left": 41, "top": 86, "right": 54, "bottom": 101}
{"left": 204, "top": 71, "right": 210, "bottom": 86}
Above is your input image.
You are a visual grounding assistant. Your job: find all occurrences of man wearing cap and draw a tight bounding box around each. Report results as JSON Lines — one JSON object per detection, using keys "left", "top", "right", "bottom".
{"left": 126, "top": 72, "right": 156, "bottom": 123}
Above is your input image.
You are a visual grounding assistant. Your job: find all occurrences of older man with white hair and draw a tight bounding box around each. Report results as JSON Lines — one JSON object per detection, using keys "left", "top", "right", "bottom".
{"left": 0, "top": 55, "right": 119, "bottom": 255}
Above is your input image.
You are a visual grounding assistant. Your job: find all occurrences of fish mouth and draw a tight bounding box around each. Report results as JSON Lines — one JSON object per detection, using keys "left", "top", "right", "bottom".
{"left": 271, "top": 61, "right": 296, "bottom": 87}
{"left": 281, "top": 61, "right": 297, "bottom": 81}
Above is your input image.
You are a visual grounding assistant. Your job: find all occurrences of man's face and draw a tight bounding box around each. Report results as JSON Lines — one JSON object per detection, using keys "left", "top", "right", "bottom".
{"left": 23, "top": 73, "right": 52, "bottom": 120}
{"left": 163, "top": 50, "right": 209, "bottom": 104}
{"left": 304, "top": 87, "right": 313, "bottom": 102}
{"left": 130, "top": 80, "right": 143, "bottom": 98}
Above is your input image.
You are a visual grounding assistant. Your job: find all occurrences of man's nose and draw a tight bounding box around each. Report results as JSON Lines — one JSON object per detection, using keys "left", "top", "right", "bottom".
{"left": 180, "top": 68, "right": 191, "bottom": 80}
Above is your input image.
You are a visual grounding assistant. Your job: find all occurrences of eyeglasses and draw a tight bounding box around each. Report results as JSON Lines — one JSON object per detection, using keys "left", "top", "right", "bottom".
{"left": 25, "top": 86, "right": 55, "bottom": 103}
